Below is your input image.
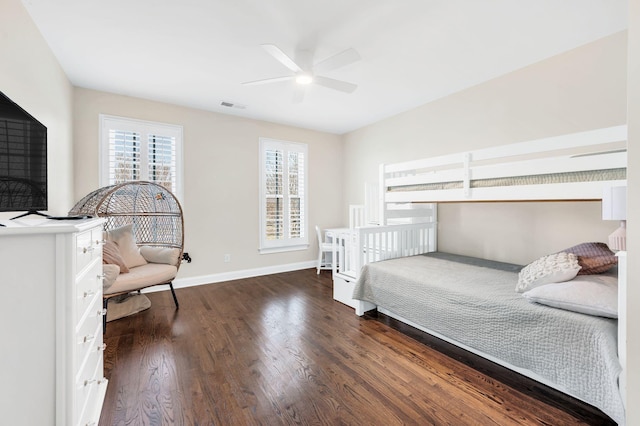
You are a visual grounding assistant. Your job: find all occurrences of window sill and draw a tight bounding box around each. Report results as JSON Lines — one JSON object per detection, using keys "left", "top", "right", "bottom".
{"left": 259, "top": 244, "right": 309, "bottom": 255}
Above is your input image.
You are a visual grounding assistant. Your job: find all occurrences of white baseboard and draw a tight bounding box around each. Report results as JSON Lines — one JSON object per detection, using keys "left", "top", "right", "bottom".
{"left": 142, "top": 260, "right": 317, "bottom": 293}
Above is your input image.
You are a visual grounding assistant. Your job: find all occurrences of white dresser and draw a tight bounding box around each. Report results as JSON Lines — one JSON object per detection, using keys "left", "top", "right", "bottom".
{"left": 0, "top": 218, "right": 108, "bottom": 426}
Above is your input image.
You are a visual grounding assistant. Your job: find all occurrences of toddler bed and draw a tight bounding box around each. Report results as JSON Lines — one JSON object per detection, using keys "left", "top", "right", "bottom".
{"left": 352, "top": 252, "right": 623, "bottom": 424}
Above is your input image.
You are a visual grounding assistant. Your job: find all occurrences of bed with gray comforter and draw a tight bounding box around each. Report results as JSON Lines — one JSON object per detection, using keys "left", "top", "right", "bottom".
{"left": 352, "top": 252, "right": 623, "bottom": 424}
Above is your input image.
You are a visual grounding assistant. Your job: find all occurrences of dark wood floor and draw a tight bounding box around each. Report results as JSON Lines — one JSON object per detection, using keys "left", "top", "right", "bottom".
{"left": 99, "top": 269, "right": 614, "bottom": 425}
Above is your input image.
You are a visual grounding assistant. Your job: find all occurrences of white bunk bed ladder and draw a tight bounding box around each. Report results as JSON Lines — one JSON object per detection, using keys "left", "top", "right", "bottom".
{"left": 349, "top": 204, "right": 366, "bottom": 229}
{"left": 365, "top": 182, "right": 380, "bottom": 225}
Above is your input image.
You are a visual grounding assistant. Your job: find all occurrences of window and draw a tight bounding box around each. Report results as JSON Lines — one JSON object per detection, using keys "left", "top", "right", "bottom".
{"left": 99, "top": 115, "right": 183, "bottom": 200}
{"left": 259, "top": 138, "right": 308, "bottom": 253}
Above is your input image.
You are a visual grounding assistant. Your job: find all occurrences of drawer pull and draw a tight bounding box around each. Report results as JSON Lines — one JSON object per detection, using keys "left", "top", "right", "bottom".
{"left": 98, "top": 273, "right": 107, "bottom": 280}
{"left": 96, "top": 239, "right": 107, "bottom": 245}
{"left": 81, "top": 334, "right": 94, "bottom": 344}
{"left": 97, "top": 343, "right": 107, "bottom": 352}
{"left": 83, "top": 290, "right": 96, "bottom": 298}
{"left": 98, "top": 308, "right": 107, "bottom": 317}
{"left": 82, "top": 246, "right": 95, "bottom": 254}
{"left": 83, "top": 378, "right": 97, "bottom": 387}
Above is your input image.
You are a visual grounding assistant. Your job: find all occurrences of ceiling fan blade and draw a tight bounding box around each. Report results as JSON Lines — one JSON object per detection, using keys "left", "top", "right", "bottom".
{"left": 242, "top": 76, "right": 293, "bottom": 86}
{"left": 261, "top": 44, "right": 302, "bottom": 73}
{"left": 314, "top": 48, "right": 361, "bottom": 74}
{"left": 314, "top": 76, "right": 358, "bottom": 93}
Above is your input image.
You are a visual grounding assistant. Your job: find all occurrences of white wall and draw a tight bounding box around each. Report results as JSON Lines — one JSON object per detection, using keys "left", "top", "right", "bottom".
{"left": 343, "top": 31, "right": 627, "bottom": 265}
{"left": 0, "top": 1, "right": 73, "bottom": 422}
{"left": 0, "top": 0, "right": 75, "bottom": 218}
{"left": 73, "top": 88, "right": 343, "bottom": 280}
{"left": 625, "top": 0, "right": 639, "bottom": 423}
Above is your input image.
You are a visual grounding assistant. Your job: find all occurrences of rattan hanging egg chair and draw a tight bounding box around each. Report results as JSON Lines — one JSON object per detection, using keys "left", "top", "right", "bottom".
{"left": 69, "top": 181, "right": 184, "bottom": 322}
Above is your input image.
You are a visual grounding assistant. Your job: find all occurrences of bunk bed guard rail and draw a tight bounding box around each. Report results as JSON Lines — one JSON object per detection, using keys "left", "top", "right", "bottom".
{"left": 380, "top": 125, "right": 627, "bottom": 207}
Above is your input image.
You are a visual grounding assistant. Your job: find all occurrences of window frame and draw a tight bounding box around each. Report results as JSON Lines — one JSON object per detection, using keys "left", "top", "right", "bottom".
{"left": 99, "top": 114, "right": 184, "bottom": 201}
{"left": 258, "top": 137, "right": 309, "bottom": 254}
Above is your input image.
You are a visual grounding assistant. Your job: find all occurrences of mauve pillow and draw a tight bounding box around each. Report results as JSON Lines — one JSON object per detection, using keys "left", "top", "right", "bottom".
{"left": 562, "top": 242, "right": 617, "bottom": 275}
{"left": 102, "top": 240, "right": 129, "bottom": 273}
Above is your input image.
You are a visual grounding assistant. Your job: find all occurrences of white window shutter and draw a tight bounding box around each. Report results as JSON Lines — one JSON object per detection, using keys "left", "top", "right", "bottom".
{"left": 259, "top": 138, "right": 308, "bottom": 253}
{"left": 107, "top": 129, "right": 141, "bottom": 184}
{"left": 265, "top": 148, "right": 284, "bottom": 240}
{"left": 288, "top": 151, "right": 304, "bottom": 239}
{"left": 100, "top": 115, "right": 183, "bottom": 201}
{"left": 147, "top": 133, "right": 177, "bottom": 192}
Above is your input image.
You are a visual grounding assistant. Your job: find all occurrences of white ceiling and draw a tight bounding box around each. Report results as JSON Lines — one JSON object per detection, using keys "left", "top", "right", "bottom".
{"left": 21, "top": 0, "right": 627, "bottom": 135}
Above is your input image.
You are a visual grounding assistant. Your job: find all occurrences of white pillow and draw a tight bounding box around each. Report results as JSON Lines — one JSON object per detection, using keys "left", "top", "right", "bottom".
{"left": 522, "top": 275, "right": 618, "bottom": 318}
{"left": 140, "top": 245, "right": 181, "bottom": 266}
{"left": 105, "top": 224, "right": 148, "bottom": 269}
{"left": 516, "top": 252, "right": 580, "bottom": 293}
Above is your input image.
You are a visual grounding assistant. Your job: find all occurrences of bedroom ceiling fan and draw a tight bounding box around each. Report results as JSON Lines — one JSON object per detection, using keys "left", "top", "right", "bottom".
{"left": 242, "top": 44, "right": 361, "bottom": 102}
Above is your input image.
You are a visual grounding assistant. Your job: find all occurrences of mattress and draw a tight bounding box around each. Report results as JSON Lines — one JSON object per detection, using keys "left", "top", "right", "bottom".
{"left": 388, "top": 168, "right": 626, "bottom": 192}
{"left": 352, "top": 253, "right": 623, "bottom": 424}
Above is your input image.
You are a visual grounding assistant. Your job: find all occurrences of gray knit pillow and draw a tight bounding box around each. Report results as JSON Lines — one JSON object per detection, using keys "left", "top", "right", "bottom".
{"left": 516, "top": 252, "right": 580, "bottom": 293}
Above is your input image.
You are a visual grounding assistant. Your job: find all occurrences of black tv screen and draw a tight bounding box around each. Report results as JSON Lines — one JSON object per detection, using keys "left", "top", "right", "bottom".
{"left": 0, "top": 91, "right": 47, "bottom": 213}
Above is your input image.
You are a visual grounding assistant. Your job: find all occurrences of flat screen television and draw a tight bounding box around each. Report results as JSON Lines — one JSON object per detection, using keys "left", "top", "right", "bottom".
{"left": 0, "top": 91, "right": 47, "bottom": 217}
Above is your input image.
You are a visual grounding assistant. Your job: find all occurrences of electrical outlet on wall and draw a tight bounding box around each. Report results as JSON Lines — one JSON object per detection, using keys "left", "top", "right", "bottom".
{"left": 224, "top": 254, "right": 231, "bottom": 263}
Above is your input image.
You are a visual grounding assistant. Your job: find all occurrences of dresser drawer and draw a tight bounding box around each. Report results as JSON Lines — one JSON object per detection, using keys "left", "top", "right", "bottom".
{"left": 76, "top": 228, "right": 103, "bottom": 274}
{"left": 76, "top": 333, "right": 104, "bottom": 383}
{"left": 77, "top": 376, "right": 97, "bottom": 426}
{"left": 76, "top": 350, "right": 105, "bottom": 426}
{"left": 76, "top": 261, "right": 103, "bottom": 323}
{"left": 76, "top": 299, "right": 103, "bottom": 372}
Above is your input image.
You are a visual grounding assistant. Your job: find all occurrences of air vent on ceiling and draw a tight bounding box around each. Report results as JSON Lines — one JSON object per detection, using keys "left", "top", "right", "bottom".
{"left": 220, "top": 101, "right": 246, "bottom": 110}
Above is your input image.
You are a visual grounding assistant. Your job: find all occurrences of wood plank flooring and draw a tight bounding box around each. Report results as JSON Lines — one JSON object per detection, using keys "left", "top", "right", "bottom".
{"left": 99, "top": 269, "right": 615, "bottom": 425}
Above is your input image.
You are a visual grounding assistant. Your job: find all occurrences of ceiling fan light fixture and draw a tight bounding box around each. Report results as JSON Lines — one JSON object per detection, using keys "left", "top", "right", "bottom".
{"left": 244, "top": 44, "right": 360, "bottom": 97}
{"left": 295, "top": 74, "right": 313, "bottom": 85}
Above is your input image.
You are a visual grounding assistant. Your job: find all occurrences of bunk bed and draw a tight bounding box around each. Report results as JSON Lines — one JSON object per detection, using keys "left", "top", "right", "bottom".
{"left": 332, "top": 125, "right": 627, "bottom": 425}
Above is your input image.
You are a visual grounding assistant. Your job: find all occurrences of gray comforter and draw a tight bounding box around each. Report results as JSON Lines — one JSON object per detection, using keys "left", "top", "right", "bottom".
{"left": 352, "top": 253, "right": 624, "bottom": 424}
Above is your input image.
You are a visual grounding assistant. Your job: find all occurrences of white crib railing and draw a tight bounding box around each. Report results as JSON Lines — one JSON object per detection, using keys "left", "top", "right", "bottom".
{"left": 332, "top": 222, "right": 436, "bottom": 282}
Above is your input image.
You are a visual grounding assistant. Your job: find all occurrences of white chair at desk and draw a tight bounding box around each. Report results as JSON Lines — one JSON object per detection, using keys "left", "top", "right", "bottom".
{"left": 323, "top": 227, "right": 351, "bottom": 275}
{"left": 315, "top": 225, "right": 333, "bottom": 274}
